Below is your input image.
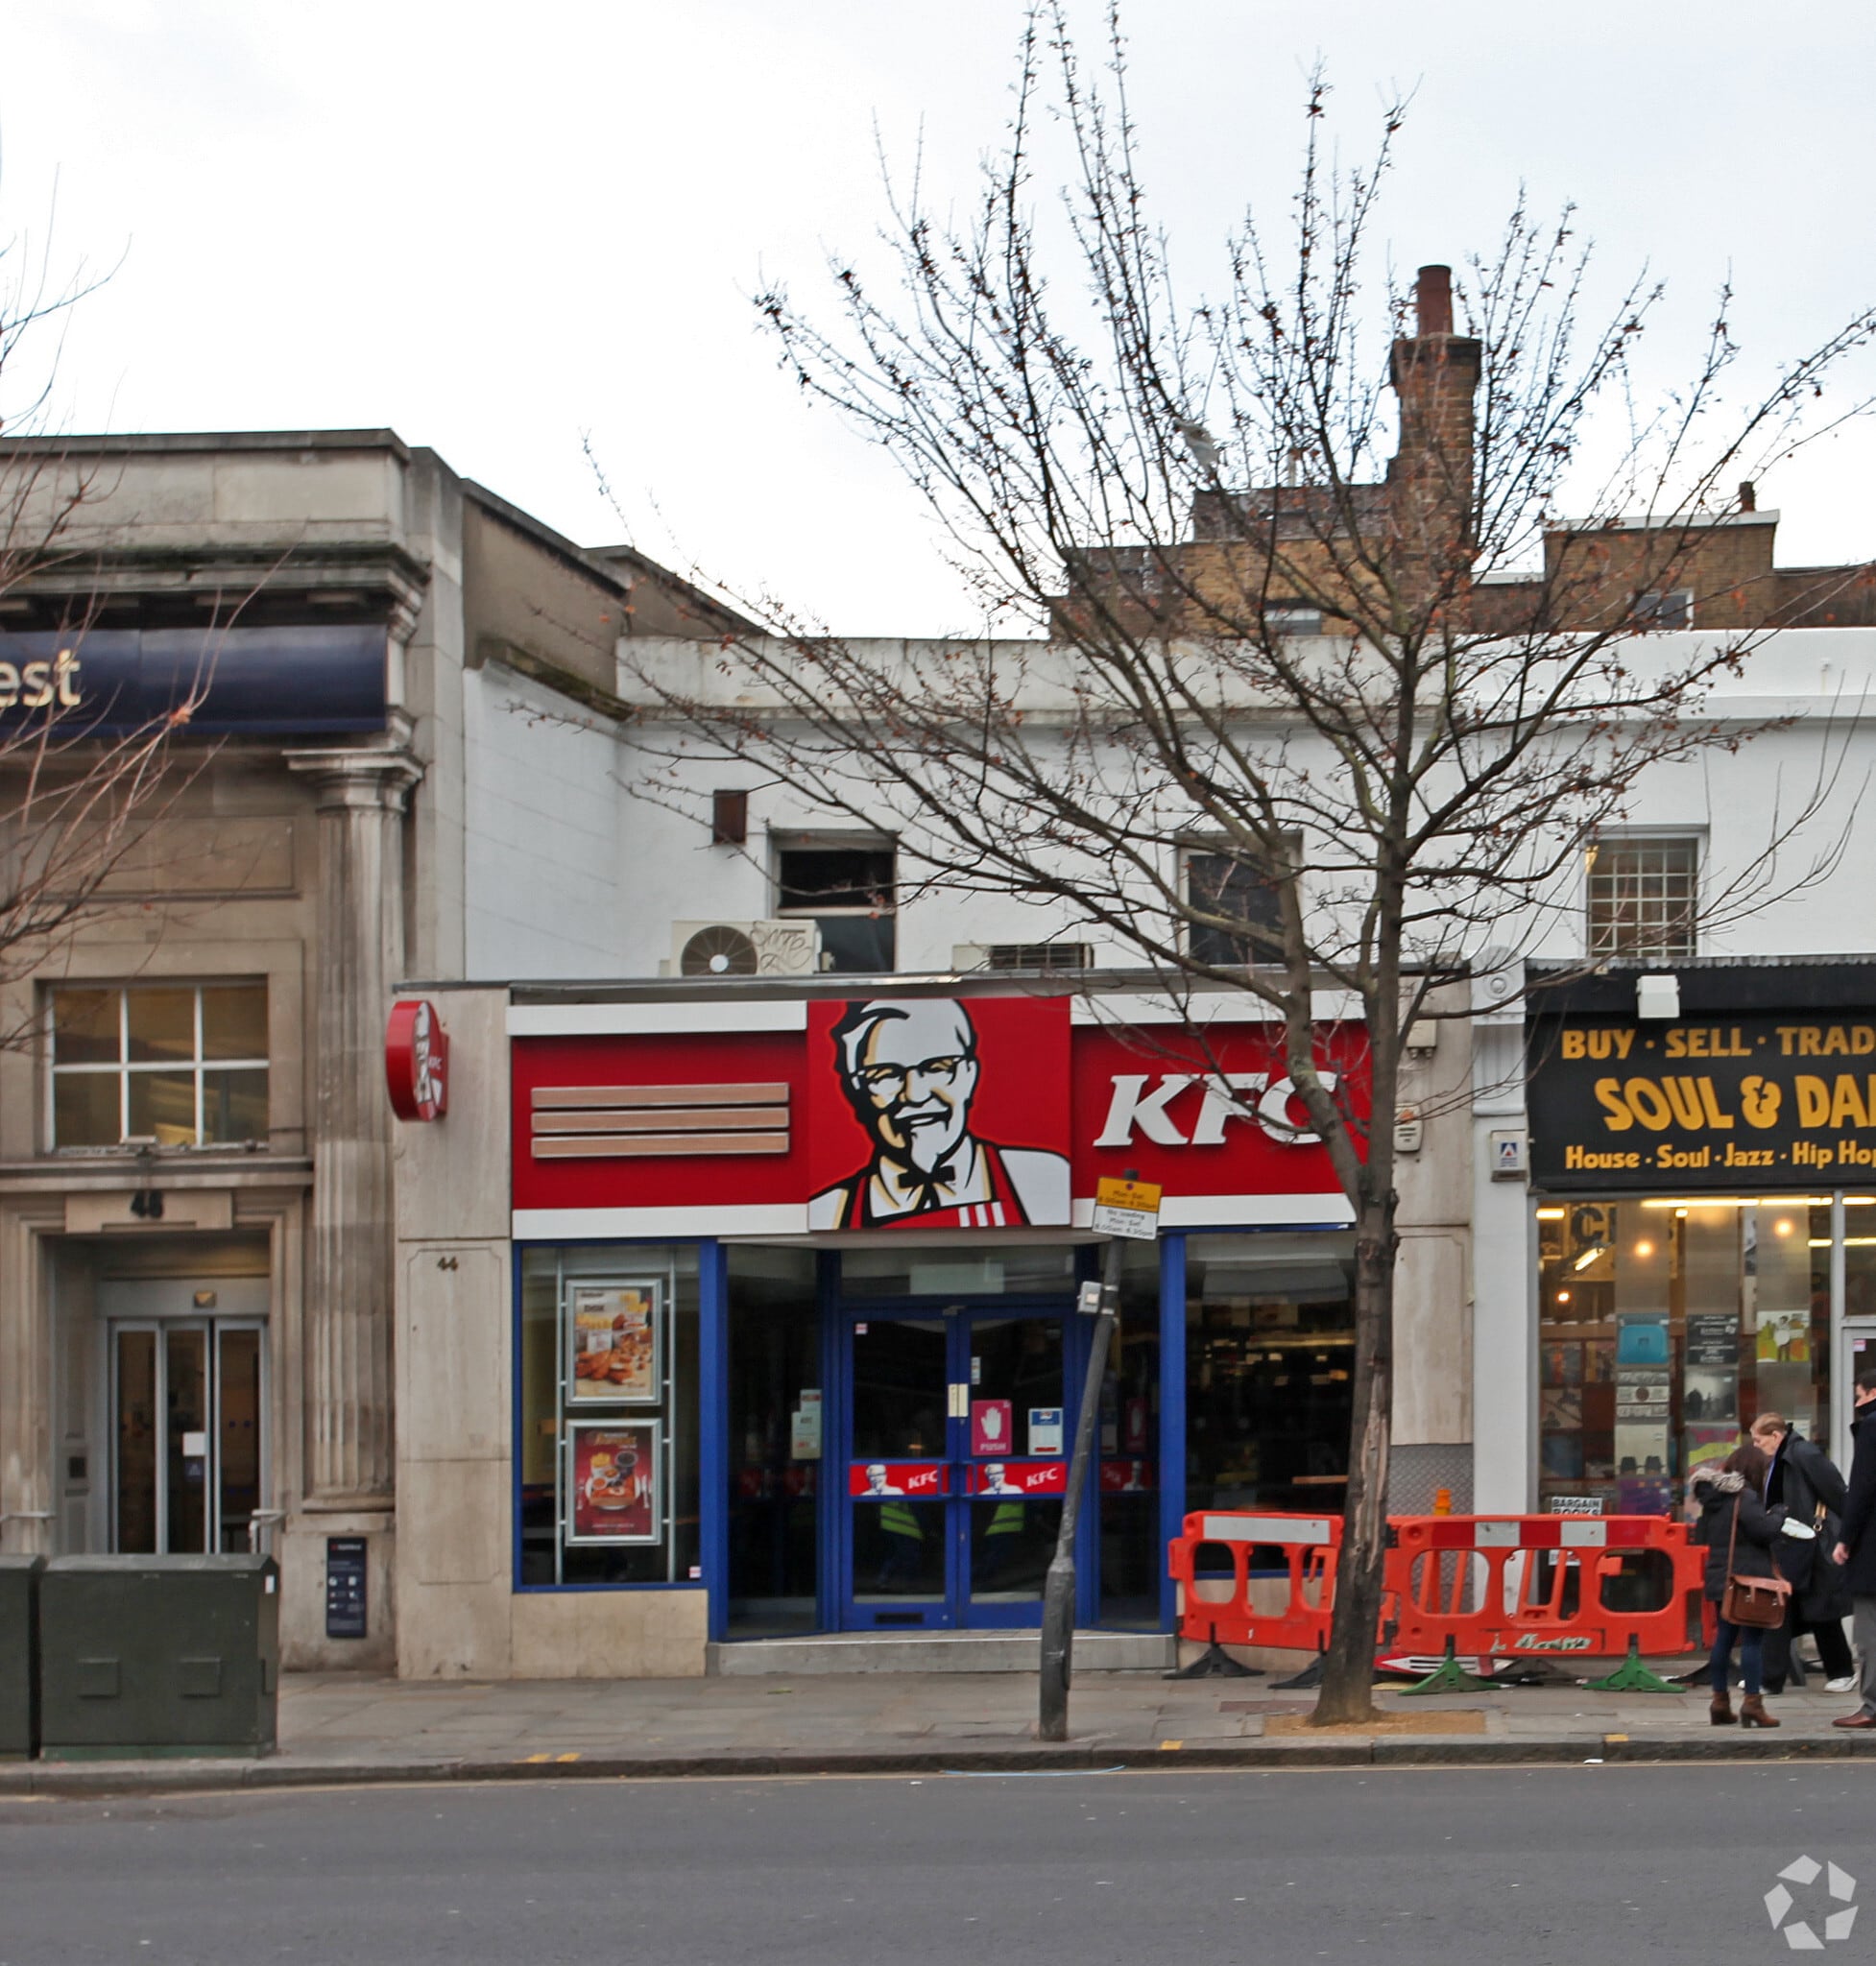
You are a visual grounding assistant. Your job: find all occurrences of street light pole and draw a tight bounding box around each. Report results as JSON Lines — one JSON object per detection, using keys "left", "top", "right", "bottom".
{"left": 1039, "top": 1230, "right": 1123, "bottom": 1742}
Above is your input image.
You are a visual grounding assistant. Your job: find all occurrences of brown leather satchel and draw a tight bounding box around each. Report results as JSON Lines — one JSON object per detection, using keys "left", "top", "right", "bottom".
{"left": 1721, "top": 1496, "right": 1793, "bottom": 1630}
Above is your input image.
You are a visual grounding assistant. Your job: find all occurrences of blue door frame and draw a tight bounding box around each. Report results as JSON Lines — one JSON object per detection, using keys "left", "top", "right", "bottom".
{"left": 827, "top": 1295, "right": 1097, "bottom": 1630}
{"left": 708, "top": 1236, "right": 1190, "bottom": 1644}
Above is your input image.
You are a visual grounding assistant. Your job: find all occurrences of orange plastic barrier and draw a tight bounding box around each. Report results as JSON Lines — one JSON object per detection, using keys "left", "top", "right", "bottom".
{"left": 1170, "top": 1509, "right": 1706, "bottom": 1666}
{"left": 1386, "top": 1514, "right": 1705, "bottom": 1664}
{"left": 1166, "top": 1510, "right": 1341, "bottom": 1654}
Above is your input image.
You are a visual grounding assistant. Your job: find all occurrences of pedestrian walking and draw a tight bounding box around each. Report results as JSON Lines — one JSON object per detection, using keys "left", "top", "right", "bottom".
{"left": 1693, "top": 1442, "right": 1812, "bottom": 1728}
{"left": 1750, "top": 1411, "right": 1856, "bottom": 1693}
{"left": 1830, "top": 1368, "right": 1876, "bottom": 1730}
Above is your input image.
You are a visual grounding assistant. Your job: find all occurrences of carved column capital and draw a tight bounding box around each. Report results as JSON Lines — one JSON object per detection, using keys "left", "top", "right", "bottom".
{"left": 286, "top": 724, "right": 422, "bottom": 813}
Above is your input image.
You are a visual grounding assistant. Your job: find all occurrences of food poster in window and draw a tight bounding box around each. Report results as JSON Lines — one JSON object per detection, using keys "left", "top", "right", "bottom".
{"left": 567, "top": 1421, "right": 661, "bottom": 1543}
{"left": 568, "top": 1282, "right": 661, "bottom": 1403}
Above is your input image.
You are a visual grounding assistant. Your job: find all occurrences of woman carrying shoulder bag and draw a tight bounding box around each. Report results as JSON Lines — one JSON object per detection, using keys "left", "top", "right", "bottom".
{"left": 1750, "top": 1412, "right": 1855, "bottom": 1692}
{"left": 1692, "top": 1442, "right": 1816, "bottom": 1727}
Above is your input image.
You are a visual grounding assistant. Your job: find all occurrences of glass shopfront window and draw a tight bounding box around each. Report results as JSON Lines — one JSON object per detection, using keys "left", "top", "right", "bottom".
{"left": 727, "top": 1247, "right": 821, "bottom": 1634}
{"left": 1097, "top": 1241, "right": 1164, "bottom": 1628}
{"left": 1185, "top": 1231, "right": 1358, "bottom": 1514}
{"left": 1535, "top": 1196, "right": 1848, "bottom": 1513}
{"left": 518, "top": 1244, "right": 701, "bottom": 1586}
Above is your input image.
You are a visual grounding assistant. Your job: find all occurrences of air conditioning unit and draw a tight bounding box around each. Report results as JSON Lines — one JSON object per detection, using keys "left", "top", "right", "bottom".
{"left": 673, "top": 921, "right": 822, "bottom": 977}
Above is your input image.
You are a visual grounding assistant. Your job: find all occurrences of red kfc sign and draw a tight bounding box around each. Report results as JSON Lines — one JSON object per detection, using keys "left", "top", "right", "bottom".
{"left": 1069, "top": 1019, "right": 1369, "bottom": 1210}
{"left": 511, "top": 994, "right": 1364, "bottom": 1228}
{"left": 386, "top": 998, "right": 448, "bottom": 1122}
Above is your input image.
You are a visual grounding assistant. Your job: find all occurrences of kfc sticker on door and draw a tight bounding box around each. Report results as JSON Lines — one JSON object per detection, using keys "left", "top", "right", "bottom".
{"left": 971, "top": 1399, "right": 1013, "bottom": 1457}
{"left": 849, "top": 1462, "right": 950, "bottom": 1498}
{"left": 972, "top": 1460, "right": 1068, "bottom": 1497}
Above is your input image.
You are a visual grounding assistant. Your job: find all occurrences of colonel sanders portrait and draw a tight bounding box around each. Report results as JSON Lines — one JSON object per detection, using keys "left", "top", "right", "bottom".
{"left": 807, "top": 998, "right": 1070, "bottom": 1230}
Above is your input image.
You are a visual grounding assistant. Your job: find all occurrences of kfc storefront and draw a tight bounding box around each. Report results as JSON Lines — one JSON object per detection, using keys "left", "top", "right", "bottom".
{"left": 392, "top": 980, "right": 1374, "bottom": 1676}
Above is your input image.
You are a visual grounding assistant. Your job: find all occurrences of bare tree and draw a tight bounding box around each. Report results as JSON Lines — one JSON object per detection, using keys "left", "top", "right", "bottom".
{"left": 0, "top": 203, "right": 209, "bottom": 1049}
{"left": 613, "top": 10, "right": 1876, "bottom": 1722}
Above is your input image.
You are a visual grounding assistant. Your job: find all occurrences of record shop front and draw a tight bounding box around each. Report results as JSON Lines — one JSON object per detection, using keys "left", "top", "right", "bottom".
{"left": 1526, "top": 960, "right": 1876, "bottom": 1519}
{"left": 389, "top": 978, "right": 1403, "bottom": 1678}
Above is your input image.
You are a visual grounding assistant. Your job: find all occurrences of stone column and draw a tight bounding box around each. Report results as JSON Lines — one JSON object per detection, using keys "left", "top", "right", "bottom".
{"left": 289, "top": 732, "right": 422, "bottom": 1502}
{"left": 284, "top": 732, "right": 421, "bottom": 1666}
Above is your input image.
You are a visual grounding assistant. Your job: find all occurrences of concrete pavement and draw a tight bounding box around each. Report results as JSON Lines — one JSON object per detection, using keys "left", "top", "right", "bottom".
{"left": 6, "top": 1658, "right": 1876, "bottom": 1794}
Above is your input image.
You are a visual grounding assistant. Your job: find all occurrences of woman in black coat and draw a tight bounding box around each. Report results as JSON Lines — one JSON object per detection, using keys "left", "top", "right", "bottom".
{"left": 1751, "top": 1414, "right": 1853, "bottom": 1690}
{"left": 1692, "top": 1442, "right": 1807, "bottom": 1728}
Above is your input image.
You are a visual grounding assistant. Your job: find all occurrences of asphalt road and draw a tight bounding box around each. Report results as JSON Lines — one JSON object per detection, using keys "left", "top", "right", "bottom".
{"left": 1, "top": 1765, "right": 1872, "bottom": 1964}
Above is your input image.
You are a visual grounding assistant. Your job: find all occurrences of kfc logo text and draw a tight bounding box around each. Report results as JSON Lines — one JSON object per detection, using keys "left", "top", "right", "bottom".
{"left": 849, "top": 1462, "right": 950, "bottom": 1498}
{"left": 1093, "top": 1071, "right": 1336, "bottom": 1148}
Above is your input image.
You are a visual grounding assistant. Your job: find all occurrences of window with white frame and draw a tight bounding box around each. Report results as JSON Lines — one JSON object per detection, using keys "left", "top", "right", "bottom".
{"left": 1585, "top": 836, "right": 1699, "bottom": 959}
{"left": 49, "top": 983, "right": 270, "bottom": 1149}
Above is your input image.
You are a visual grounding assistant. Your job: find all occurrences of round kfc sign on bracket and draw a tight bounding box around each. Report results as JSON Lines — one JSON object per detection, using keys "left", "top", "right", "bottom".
{"left": 386, "top": 998, "right": 448, "bottom": 1121}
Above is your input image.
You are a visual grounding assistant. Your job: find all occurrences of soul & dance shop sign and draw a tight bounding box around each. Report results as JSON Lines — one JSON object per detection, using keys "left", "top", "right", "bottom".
{"left": 1528, "top": 1013, "right": 1876, "bottom": 1188}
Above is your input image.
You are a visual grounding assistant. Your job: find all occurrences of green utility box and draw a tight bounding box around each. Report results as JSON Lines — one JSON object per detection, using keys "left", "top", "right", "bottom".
{"left": 39, "top": 1554, "right": 279, "bottom": 1760}
{"left": 0, "top": 1555, "right": 44, "bottom": 1759}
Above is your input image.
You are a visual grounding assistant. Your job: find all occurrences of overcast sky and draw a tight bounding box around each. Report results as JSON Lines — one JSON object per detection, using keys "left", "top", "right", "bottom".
{"left": 6, "top": 0, "right": 1875, "bottom": 633}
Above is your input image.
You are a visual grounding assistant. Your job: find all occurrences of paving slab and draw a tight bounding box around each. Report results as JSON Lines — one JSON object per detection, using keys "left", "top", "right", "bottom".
{"left": 2, "top": 1660, "right": 1870, "bottom": 1795}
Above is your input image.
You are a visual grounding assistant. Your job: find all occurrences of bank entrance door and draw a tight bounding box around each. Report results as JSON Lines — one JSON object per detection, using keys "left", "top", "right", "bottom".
{"left": 841, "top": 1304, "right": 1080, "bottom": 1629}
{"left": 102, "top": 1278, "right": 268, "bottom": 1555}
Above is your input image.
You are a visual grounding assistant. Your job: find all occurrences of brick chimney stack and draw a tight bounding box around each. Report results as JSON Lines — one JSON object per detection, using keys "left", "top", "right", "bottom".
{"left": 1387, "top": 263, "right": 1481, "bottom": 585}
{"left": 1414, "top": 263, "right": 1454, "bottom": 338}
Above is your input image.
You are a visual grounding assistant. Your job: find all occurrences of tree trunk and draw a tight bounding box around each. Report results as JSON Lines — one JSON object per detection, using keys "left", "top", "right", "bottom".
{"left": 1309, "top": 1192, "right": 1398, "bottom": 1725}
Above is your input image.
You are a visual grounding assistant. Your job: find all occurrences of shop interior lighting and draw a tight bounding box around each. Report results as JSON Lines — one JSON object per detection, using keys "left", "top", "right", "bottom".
{"left": 1534, "top": 1207, "right": 1566, "bottom": 1221}
{"left": 1555, "top": 1289, "right": 1572, "bottom": 1304}
{"left": 1810, "top": 1236, "right": 1876, "bottom": 1249}
{"left": 1572, "top": 1245, "right": 1607, "bottom": 1272}
{"left": 1640, "top": 1196, "right": 1833, "bottom": 1210}
{"left": 1633, "top": 1239, "right": 1655, "bottom": 1259}
{"left": 1773, "top": 1217, "right": 1796, "bottom": 1236}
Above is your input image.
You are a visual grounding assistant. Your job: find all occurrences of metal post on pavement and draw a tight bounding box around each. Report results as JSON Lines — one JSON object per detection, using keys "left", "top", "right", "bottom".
{"left": 1040, "top": 1171, "right": 1161, "bottom": 1743}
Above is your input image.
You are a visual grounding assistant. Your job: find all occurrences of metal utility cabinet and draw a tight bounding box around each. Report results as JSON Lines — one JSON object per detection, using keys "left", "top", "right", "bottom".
{"left": 38, "top": 1554, "right": 279, "bottom": 1760}
{"left": 0, "top": 1555, "right": 43, "bottom": 1758}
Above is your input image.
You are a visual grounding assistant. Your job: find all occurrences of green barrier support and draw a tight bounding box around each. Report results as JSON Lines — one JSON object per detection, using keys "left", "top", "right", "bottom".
{"left": 1583, "top": 1639, "right": 1678, "bottom": 1695}
{"left": 1399, "top": 1638, "right": 1493, "bottom": 1696}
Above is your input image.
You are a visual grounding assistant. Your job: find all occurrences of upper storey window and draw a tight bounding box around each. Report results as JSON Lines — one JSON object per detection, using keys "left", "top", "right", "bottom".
{"left": 1586, "top": 837, "right": 1698, "bottom": 960}
{"left": 50, "top": 983, "right": 269, "bottom": 1148}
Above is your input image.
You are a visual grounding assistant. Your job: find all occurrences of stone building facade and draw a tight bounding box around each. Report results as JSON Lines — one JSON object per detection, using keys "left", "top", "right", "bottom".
{"left": 0, "top": 429, "right": 741, "bottom": 1667}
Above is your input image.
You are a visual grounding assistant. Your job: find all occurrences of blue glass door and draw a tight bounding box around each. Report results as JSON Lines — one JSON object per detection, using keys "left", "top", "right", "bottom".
{"left": 839, "top": 1303, "right": 1079, "bottom": 1629}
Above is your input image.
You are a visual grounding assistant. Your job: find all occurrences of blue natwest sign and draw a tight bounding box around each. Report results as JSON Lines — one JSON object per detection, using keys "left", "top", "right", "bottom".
{"left": 0, "top": 625, "right": 388, "bottom": 737}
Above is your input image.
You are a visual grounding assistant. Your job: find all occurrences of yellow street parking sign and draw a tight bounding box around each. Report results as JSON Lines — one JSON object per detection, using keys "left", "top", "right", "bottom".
{"left": 1093, "top": 1176, "right": 1162, "bottom": 1240}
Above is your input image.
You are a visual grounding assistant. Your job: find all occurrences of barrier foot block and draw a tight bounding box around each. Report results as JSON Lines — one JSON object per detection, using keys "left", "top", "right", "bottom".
{"left": 1399, "top": 1641, "right": 1493, "bottom": 1697}
{"left": 1272, "top": 1653, "right": 1325, "bottom": 1691}
{"left": 1584, "top": 1641, "right": 1678, "bottom": 1695}
{"left": 1164, "top": 1639, "right": 1260, "bottom": 1681}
